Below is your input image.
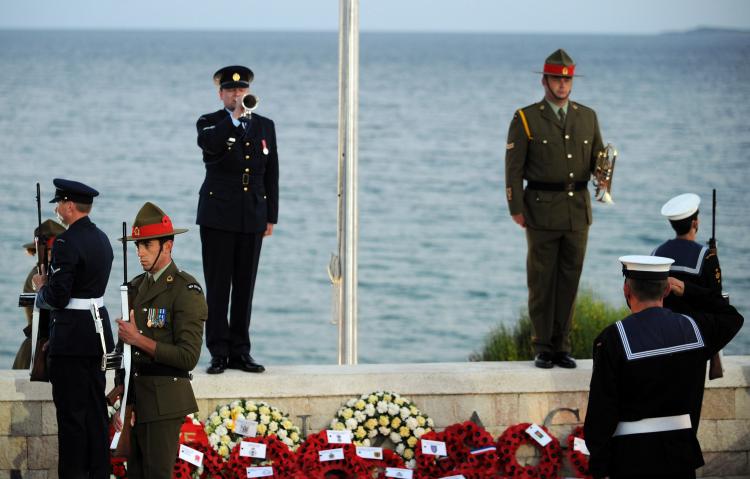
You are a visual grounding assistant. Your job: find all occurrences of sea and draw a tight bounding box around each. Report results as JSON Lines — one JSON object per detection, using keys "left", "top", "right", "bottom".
{"left": 0, "top": 30, "right": 748, "bottom": 368}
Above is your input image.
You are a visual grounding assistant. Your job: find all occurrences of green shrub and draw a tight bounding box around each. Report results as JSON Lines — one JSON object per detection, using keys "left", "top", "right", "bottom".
{"left": 472, "top": 289, "right": 629, "bottom": 361}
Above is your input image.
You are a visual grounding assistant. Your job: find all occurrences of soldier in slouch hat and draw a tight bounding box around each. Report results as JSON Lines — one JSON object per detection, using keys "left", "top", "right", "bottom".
{"left": 32, "top": 178, "right": 114, "bottom": 478}
{"left": 114, "top": 201, "right": 207, "bottom": 479}
{"left": 504, "top": 49, "right": 604, "bottom": 369}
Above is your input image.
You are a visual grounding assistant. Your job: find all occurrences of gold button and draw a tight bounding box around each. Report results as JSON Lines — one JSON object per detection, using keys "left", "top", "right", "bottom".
{"left": 569, "top": 172, "right": 574, "bottom": 178}
{"left": 173, "top": 377, "right": 177, "bottom": 382}
{"left": 542, "top": 139, "right": 548, "bottom": 144}
{"left": 243, "top": 187, "right": 248, "bottom": 192}
{"left": 568, "top": 191, "right": 574, "bottom": 197}
{"left": 565, "top": 134, "right": 570, "bottom": 140}
{"left": 567, "top": 153, "right": 573, "bottom": 159}
{"left": 584, "top": 140, "right": 589, "bottom": 144}
{"left": 245, "top": 168, "right": 250, "bottom": 173}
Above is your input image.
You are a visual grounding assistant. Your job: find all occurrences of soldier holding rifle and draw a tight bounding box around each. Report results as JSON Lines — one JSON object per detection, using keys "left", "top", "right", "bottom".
{"left": 32, "top": 178, "right": 114, "bottom": 479}
{"left": 114, "top": 202, "right": 207, "bottom": 478}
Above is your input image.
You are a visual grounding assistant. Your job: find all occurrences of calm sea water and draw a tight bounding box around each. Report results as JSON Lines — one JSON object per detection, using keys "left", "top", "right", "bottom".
{"left": 0, "top": 30, "right": 748, "bottom": 368}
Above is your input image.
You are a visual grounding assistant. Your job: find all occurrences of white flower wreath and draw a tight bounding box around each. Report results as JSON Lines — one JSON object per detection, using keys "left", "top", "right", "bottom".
{"left": 330, "top": 391, "right": 434, "bottom": 468}
{"left": 204, "top": 399, "right": 302, "bottom": 460}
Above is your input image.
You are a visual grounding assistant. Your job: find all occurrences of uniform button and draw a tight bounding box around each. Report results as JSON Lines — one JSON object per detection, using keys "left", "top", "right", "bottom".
{"left": 245, "top": 155, "right": 250, "bottom": 160}
{"left": 134, "top": 351, "right": 140, "bottom": 356}
{"left": 138, "top": 330, "right": 143, "bottom": 334}
{"left": 567, "top": 153, "right": 573, "bottom": 159}
{"left": 568, "top": 191, "right": 574, "bottom": 197}
{"left": 173, "top": 377, "right": 177, "bottom": 382}
{"left": 227, "top": 147, "right": 231, "bottom": 151}
{"left": 245, "top": 168, "right": 250, "bottom": 173}
{"left": 584, "top": 140, "right": 589, "bottom": 144}
{"left": 542, "top": 139, "right": 548, "bottom": 144}
{"left": 569, "top": 172, "right": 574, "bottom": 178}
{"left": 243, "top": 187, "right": 248, "bottom": 192}
{"left": 209, "top": 191, "right": 213, "bottom": 196}
{"left": 134, "top": 372, "right": 139, "bottom": 377}
{"left": 565, "top": 134, "right": 570, "bottom": 140}
{"left": 245, "top": 142, "right": 250, "bottom": 146}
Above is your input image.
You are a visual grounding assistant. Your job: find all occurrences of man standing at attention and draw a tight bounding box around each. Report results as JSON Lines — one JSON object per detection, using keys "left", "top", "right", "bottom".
{"left": 196, "top": 65, "right": 279, "bottom": 374}
{"left": 32, "top": 178, "right": 114, "bottom": 478}
{"left": 504, "top": 49, "right": 604, "bottom": 369}
{"left": 115, "top": 202, "right": 207, "bottom": 478}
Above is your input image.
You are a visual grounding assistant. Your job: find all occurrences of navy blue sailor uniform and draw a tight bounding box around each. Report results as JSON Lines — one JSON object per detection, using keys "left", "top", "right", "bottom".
{"left": 196, "top": 108, "right": 278, "bottom": 359}
{"left": 36, "top": 215, "right": 115, "bottom": 479}
{"left": 653, "top": 239, "right": 723, "bottom": 313}
{"left": 583, "top": 297, "right": 743, "bottom": 478}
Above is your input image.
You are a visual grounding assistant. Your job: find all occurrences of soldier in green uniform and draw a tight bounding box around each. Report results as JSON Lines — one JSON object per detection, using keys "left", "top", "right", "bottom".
{"left": 504, "top": 49, "right": 604, "bottom": 369}
{"left": 14, "top": 219, "right": 66, "bottom": 369}
{"left": 114, "top": 202, "right": 207, "bottom": 479}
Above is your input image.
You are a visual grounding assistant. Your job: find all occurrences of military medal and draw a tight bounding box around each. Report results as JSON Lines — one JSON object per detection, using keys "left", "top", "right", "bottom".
{"left": 262, "top": 139, "right": 269, "bottom": 155}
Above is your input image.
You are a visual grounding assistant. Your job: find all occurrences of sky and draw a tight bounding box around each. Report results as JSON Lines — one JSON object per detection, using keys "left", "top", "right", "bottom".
{"left": 2, "top": 0, "right": 750, "bottom": 34}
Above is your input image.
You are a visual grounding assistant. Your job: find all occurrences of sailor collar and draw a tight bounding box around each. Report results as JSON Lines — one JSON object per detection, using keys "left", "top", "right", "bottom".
{"left": 616, "top": 307, "right": 705, "bottom": 361}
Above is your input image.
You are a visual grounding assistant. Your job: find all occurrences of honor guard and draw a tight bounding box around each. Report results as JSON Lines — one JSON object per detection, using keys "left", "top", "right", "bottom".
{"left": 584, "top": 256, "right": 743, "bottom": 478}
{"left": 652, "top": 193, "right": 723, "bottom": 312}
{"left": 115, "top": 202, "right": 207, "bottom": 478}
{"left": 14, "top": 219, "right": 66, "bottom": 369}
{"left": 32, "top": 178, "right": 114, "bottom": 479}
{"left": 196, "top": 65, "right": 279, "bottom": 374}
{"left": 504, "top": 49, "right": 605, "bottom": 368}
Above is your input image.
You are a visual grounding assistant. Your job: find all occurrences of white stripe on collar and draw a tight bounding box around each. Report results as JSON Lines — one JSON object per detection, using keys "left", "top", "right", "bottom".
{"left": 616, "top": 315, "right": 704, "bottom": 361}
{"left": 670, "top": 245, "right": 708, "bottom": 275}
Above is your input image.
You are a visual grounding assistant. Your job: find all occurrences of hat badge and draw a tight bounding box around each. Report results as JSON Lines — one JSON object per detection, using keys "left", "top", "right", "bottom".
{"left": 562, "top": 67, "right": 569, "bottom": 75}
{"left": 232, "top": 72, "right": 240, "bottom": 81}
{"left": 133, "top": 226, "right": 141, "bottom": 237}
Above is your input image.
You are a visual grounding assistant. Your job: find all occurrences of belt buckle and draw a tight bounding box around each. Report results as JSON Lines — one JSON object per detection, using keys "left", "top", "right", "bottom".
{"left": 565, "top": 182, "right": 575, "bottom": 192}
{"left": 242, "top": 173, "right": 250, "bottom": 186}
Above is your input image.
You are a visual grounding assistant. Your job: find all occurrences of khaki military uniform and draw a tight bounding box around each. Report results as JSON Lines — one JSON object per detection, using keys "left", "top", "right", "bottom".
{"left": 12, "top": 267, "right": 35, "bottom": 369}
{"left": 505, "top": 100, "right": 603, "bottom": 354}
{"left": 126, "top": 261, "right": 207, "bottom": 479}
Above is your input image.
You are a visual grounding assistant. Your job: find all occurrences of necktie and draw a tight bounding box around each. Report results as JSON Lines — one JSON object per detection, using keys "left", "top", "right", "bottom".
{"left": 558, "top": 107, "right": 566, "bottom": 124}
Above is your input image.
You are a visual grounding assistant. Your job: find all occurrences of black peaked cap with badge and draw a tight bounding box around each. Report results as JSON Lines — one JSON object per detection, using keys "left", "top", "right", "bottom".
{"left": 213, "top": 65, "right": 254, "bottom": 89}
{"left": 49, "top": 178, "right": 99, "bottom": 204}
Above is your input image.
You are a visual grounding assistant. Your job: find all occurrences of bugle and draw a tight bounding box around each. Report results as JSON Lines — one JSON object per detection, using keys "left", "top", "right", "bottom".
{"left": 593, "top": 143, "right": 617, "bottom": 204}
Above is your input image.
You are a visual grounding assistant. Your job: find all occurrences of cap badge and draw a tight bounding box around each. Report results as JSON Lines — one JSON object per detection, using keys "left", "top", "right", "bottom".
{"left": 133, "top": 227, "right": 141, "bottom": 237}
{"left": 562, "top": 67, "right": 569, "bottom": 75}
{"left": 232, "top": 72, "right": 240, "bottom": 81}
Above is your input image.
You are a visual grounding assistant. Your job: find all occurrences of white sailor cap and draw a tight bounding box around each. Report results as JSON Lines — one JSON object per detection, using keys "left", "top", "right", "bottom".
{"left": 619, "top": 255, "right": 674, "bottom": 280}
{"left": 660, "top": 193, "right": 700, "bottom": 220}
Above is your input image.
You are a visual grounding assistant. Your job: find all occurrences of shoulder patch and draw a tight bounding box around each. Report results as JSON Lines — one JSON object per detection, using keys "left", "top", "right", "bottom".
{"left": 506, "top": 142, "right": 514, "bottom": 150}
{"left": 187, "top": 283, "right": 203, "bottom": 294}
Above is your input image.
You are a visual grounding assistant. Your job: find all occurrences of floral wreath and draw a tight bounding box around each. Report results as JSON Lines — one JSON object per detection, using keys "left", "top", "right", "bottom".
{"left": 330, "top": 390, "right": 434, "bottom": 468}
{"left": 566, "top": 426, "right": 593, "bottom": 479}
{"left": 225, "top": 435, "right": 300, "bottom": 479}
{"left": 447, "top": 421, "right": 498, "bottom": 475}
{"left": 496, "top": 423, "right": 562, "bottom": 479}
{"left": 414, "top": 429, "right": 460, "bottom": 478}
{"left": 294, "top": 430, "right": 370, "bottom": 478}
{"left": 204, "top": 400, "right": 303, "bottom": 461}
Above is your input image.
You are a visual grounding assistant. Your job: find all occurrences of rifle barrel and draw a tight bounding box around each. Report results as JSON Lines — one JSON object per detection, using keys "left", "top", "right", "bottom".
{"left": 122, "top": 222, "right": 128, "bottom": 285}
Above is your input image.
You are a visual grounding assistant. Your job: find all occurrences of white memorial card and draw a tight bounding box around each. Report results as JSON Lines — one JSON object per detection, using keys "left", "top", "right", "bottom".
{"left": 420, "top": 439, "right": 447, "bottom": 456}
{"left": 235, "top": 419, "right": 258, "bottom": 437}
{"left": 356, "top": 446, "right": 383, "bottom": 459}
{"left": 385, "top": 468, "right": 414, "bottom": 479}
{"left": 178, "top": 444, "right": 204, "bottom": 467}
{"left": 246, "top": 466, "right": 274, "bottom": 478}
{"left": 525, "top": 423, "right": 552, "bottom": 447}
{"left": 240, "top": 441, "right": 267, "bottom": 459}
{"left": 319, "top": 448, "right": 345, "bottom": 462}
{"left": 326, "top": 429, "right": 353, "bottom": 444}
{"left": 573, "top": 437, "right": 590, "bottom": 455}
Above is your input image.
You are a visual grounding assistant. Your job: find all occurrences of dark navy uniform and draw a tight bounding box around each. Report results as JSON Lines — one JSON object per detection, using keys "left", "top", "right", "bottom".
{"left": 36, "top": 180, "right": 114, "bottom": 479}
{"left": 584, "top": 297, "right": 743, "bottom": 478}
{"left": 196, "top": 106, "right": 279, "bottom": 361}
{"left": 653, "top": 239, "right": 723, "bottom": 313}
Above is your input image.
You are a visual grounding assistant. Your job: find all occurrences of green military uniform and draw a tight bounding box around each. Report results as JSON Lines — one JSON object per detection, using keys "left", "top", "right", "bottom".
{"left": 505, "top": 49, "right": 604, "bottom": 356}
{"left": 122, "top": 203, "right": 207, "bottom": 479}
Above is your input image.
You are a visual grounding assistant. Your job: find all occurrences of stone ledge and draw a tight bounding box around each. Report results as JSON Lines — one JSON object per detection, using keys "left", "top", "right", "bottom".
{"left": 0, "top": 356, "right": 747, "bottom": 402}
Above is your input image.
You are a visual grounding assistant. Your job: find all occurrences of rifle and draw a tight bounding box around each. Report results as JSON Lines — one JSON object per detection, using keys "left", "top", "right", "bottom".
{"left": 29, "top": 183, "right": 50, "bottom": 382}
{"left": 110, "top": 222, "right": 133, "bottom": 457}
{"left": 708, "top": 189, "right": 724, "bottom": 380}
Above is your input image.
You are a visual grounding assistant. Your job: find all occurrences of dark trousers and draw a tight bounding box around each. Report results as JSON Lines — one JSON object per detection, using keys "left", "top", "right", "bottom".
{"left": 128, "top": 417, "right": 183, "bottom": 479}
{"left": 200, "top": 226, "right": 264, "bottom": 358}
{"left": 525, "top": 226, "right": 588, "bottom": 354}
{"left": 48, "top": 356, "right": 109, "bottom": 479}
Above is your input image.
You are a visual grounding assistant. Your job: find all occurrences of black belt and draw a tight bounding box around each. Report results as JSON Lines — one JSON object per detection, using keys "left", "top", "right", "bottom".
{"left": 527, "top": 180, "right": 588, "bottom": 192}
{"left": 134, "top": 363, "right": 190, "bottom": 378}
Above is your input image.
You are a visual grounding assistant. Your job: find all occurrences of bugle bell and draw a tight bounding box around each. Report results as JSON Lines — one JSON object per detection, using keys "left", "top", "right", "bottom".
{"left": 240, "top": 93, "right": 259, "bottom": 117}
{"left": 593, "top": 143, "right": 617, "bottom": 204}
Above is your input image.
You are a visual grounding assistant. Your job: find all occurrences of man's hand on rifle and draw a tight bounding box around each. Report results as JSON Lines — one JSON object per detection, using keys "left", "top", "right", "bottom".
{"left": 32, "top": 264, "right": 48, "bottom": 291}
{"left": 668, "top": 277, "right": 685, "bottom": 297}
{"left": 117, "top": 310, "right": 157, "bottom": 357}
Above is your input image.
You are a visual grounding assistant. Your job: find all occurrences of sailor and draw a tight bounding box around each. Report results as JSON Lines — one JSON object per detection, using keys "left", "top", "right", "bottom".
{"left": 583, "top": 255, "right": 743, "bottom": 478}
{"left": 114, "top": 202, "right": 207, "bottom": 479}
{"left": 196, "top": 65, "right": 279, "bottom": 374}
{"left": 652, "top": 193, "right": 723, "bottom": 313}
{"left": 14, "top": 219, "right": 66, "bottom": 369}
{"left": 32, "top": 178, "right": 114, "bottom": 479}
